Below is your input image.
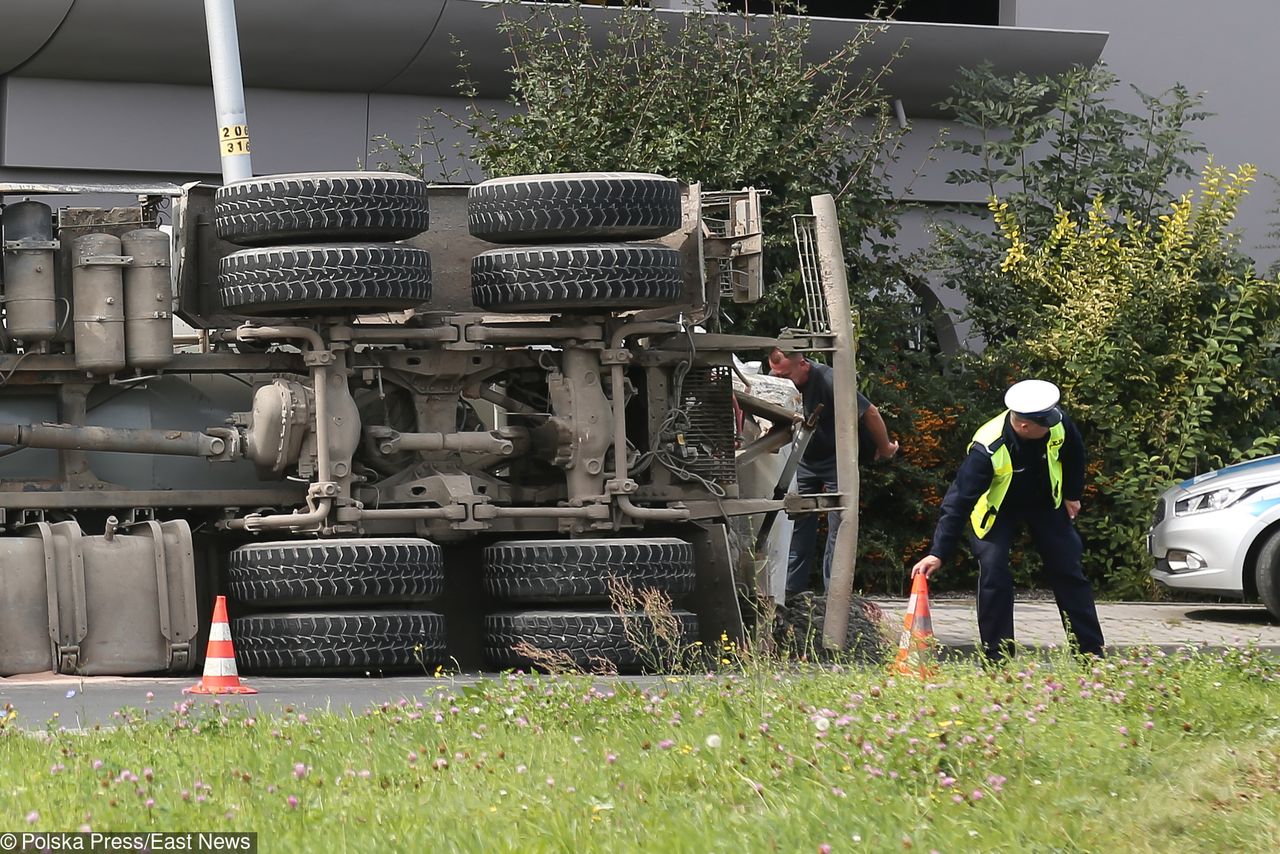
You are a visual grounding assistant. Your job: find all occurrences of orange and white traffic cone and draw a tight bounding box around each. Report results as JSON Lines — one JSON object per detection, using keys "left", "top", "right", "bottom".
{"left": 892, "top": 571, "right": 937, "bottom": 678}
{"left": 184, "top": 595, "right": 257, "bottom": 695}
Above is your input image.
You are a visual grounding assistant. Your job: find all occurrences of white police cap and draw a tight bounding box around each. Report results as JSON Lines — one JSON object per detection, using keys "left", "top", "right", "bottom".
{"left": 1004, "top": 379, "right": 1062, "bottom": 426}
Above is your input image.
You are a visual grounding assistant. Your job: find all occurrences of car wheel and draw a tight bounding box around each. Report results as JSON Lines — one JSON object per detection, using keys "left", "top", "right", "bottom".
{"left": 468, "top": 172, "right": 682, "bottom": 243}
{"left": 219, "top": 243, "right": 432, "bottom": 314}
{"left": 232, "top": 611, "right": 446, "bottom": 675}
{"left": 215, "top": 172, "right": 430, "bottom": 246}
{"left": 483, "top": 538, "right": 695, "bottom": 603}
{"left": 1257, "top": 528, "right": 1280, "bottom": 622}
{"left": 228, "top": 538, "right": 444, "bottom": 607}
{"left": 470, "top": 244, "right": 682, "bottom": 312}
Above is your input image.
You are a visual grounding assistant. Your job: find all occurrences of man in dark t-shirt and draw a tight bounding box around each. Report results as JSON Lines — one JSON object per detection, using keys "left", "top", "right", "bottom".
{"left": 769, "top": 349, "right": 898, "bottom": 598}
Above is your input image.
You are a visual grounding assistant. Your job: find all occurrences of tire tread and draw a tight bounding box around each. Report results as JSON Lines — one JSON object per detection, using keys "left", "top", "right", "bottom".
{"left": 483, "top": 538, "right": 694, "bottom": 603}
{"left": 484, "top": 609, "right": 698, "bottom": 672}
{"left": 471, "top": 244, "right": 681, "bottom": 312}
{"left": 215, "top": 172, "right": 430, "bottom": 246}
{"left": 233, "top": 611, "right": 446, "bottom": 674}
{"left": 219, "top": 243, "right": 431, "bottom": 314}
{"left": 228, "top": 539, "right": 444, "bottom": 606}
{"left": 468, "top": 173, "right": 681, "bottom": 243}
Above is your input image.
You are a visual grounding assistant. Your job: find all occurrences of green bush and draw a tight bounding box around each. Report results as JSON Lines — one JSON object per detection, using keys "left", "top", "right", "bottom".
{"left": 850, "top": 347, "right": 983, "bottom": 594}
{"left": 930, "top": 63, "right": 1280, "bottom": 596}
{"left": 989, "top": 165, "right": 1280, "bottom": 595}
{"left": 934, "top": 62, "right": 1209, "bottom": 344}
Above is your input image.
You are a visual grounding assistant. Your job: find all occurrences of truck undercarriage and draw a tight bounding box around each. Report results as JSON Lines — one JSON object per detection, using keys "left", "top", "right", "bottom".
{"left": 0, "top": 171, "right": 856, "bottom": 676}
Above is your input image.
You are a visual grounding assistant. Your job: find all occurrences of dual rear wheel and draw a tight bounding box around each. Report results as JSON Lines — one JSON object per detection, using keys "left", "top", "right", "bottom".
{"left": 227, "top": 538, "right": 445, "bottom": 675}
{"left": 214, "top": 172, "right": 433, "bottom": 316}
{"left": 482, "top": 538, "right": 699, "bottom": 673}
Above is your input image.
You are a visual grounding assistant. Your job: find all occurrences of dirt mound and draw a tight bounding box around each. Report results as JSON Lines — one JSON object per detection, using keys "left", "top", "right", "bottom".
{"left": 772, "top": 592, "right": 890, "bottom": 665}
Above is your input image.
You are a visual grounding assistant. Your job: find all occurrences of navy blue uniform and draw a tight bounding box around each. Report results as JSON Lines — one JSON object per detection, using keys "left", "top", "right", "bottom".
{"left": 786, "top": 359, "right": 871, "bottom": 597}
{"left": 927, "top": 412, "right": 1105, "bottom": 659}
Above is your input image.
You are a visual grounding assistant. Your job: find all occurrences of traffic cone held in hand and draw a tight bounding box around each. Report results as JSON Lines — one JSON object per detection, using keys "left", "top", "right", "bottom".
{"left": 184, "top": 595, "right": 257, "bottom": 695}
{"left": 892, "top": 571, "right": 937, "bottom": 678}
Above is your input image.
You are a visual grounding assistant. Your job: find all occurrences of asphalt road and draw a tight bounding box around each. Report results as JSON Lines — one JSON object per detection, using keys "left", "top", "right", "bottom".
{"left": 2, "top": 600, "right": 1276, "bottom": 729}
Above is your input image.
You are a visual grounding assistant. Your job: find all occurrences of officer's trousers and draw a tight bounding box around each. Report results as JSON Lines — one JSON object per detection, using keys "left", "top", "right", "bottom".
{"left": 968, "top": 506, "right": 1105, "bottom": 660}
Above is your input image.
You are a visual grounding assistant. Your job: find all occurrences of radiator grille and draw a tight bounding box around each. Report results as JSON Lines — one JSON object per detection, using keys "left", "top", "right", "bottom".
{"left": 678, "top": 364, "right": 737, "bottom": 486}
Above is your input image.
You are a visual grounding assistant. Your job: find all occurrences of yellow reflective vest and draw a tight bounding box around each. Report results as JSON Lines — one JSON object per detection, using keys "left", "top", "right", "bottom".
{"left": 968, "top": 411, "right": 1065, "bottom": 538}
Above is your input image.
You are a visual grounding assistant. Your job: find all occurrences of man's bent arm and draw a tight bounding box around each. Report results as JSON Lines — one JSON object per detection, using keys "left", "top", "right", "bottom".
{"left": 861, "top": 403, "right": 898, "bottom": 459}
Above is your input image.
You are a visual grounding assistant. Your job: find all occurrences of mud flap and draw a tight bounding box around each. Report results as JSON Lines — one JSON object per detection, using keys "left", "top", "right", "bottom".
{"left": 685, "top": 522, "right": 746, "bottom": 647}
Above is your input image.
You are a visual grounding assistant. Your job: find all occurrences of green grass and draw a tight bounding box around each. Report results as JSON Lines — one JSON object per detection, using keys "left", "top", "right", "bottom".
{"left": 2, "top": 646, "right": 1277, "bottom": 853}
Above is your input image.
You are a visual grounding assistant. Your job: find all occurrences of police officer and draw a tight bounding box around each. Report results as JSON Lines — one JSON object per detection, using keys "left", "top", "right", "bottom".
{"left": 768, "top": 348, "right": 898, "bottom": 597}
{"left": 910, "top": 379, "right": 1105, "bottom": 660}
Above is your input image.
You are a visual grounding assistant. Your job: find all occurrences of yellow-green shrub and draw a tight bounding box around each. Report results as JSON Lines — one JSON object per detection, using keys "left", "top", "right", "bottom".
{"left": 991, "top": 163, "right": 1280, "bottom": 594}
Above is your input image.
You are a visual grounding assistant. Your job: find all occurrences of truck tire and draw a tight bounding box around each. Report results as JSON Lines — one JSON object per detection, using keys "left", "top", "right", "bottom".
{"left": 232, "top": 611, "right": 446, "bottom": 675}
{"left": 215, "top": 172, "right": 430, "bottom": 246}
{"left": 485, "top": 609, "right": 699, "bottom": 673}
{"left": 471, "top": 244, "right": 682, "bottom": 312}
{"left": 483, "top": 538, "right": 695, "bottom": 603}
{"left": 1255, "top": 528, "right": 1280, "bottom": 622}
{"left": 219, "top": 243, "right": 432, "bottom": 314}
{"left": 468, "top": 172, "right": 681, "bottom": 243}
{"left": 228, "top": 538, "right": 444, "bottom": 607}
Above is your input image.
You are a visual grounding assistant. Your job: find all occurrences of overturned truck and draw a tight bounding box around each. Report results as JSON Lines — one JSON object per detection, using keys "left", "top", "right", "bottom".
{"left": 0, "top": 171, "right": 853, "bottom": 676}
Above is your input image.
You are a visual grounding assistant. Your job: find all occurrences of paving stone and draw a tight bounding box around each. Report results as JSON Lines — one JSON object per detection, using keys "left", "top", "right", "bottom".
{"left": 871, "top": 599, "right": 1280, "bottom": 652}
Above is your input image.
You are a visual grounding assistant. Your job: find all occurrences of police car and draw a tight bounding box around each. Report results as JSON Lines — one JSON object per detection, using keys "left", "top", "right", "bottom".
{"left": 1148, "top": 456, "right": 1280, "bottom": 621}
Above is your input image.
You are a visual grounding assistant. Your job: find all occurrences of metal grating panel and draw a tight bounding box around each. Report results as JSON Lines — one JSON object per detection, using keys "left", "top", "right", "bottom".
{"left": 792, "top": 213, "right": 831, "bottom": 334}
{"left": 679, "top": 364, "right": 737, "bottom": 486}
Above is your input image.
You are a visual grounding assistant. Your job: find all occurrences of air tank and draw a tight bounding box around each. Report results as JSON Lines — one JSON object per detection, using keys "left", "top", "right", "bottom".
{"left": 121, "top": 229, "right": 174, "bottom": 369}
{"left": 72, "top": 233, "right": 126, "bottom": 374}
{"left": 1, "top": 200, "right": 59, "bottom": 342}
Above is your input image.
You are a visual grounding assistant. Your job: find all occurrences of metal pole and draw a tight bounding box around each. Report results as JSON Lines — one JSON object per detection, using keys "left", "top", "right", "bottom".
{"left": 811, "top": 194, "right": 860, "bottom": 651}
{"left": 203, "top": 0, "right": 253, "bottom": 183}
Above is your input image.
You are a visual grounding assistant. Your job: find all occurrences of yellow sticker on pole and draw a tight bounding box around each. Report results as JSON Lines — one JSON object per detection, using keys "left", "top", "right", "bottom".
{"left": 219, "top": 124, "right": 251, "bottom": 155}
